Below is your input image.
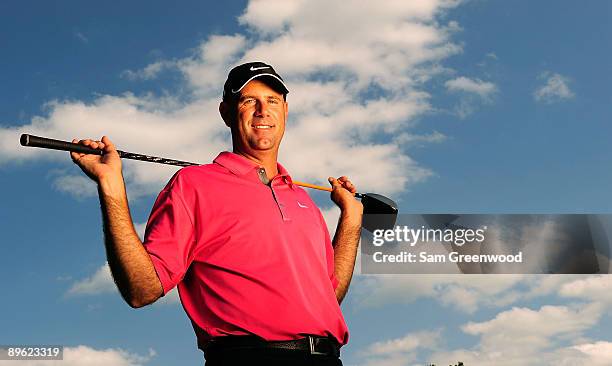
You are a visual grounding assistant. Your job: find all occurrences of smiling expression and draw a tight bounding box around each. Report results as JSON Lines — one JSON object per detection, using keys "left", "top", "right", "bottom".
{"left": 229, "top": 79, "right": 288, "bottom": 156}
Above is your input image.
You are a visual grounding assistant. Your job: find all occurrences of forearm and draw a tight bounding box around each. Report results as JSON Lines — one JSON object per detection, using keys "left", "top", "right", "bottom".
{"left": 332, "top": 211, "right": 362, "bottom": 304}
{"left": 98, "top": 176, "right": 163, "bottom": 308}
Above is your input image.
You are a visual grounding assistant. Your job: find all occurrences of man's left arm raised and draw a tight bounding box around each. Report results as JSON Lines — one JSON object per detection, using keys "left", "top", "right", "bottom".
{"left": 328, "top": 176, "right": 363, "bottom": 304}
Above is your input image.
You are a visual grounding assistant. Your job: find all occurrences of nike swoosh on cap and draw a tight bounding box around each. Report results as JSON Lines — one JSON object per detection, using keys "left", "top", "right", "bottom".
{"left": 250, "top": 66, "right": 270, "bottom": 71}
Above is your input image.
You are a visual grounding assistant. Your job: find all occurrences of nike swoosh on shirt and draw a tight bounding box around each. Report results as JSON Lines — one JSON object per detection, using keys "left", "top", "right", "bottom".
{"left": 297, "top": 202, "right": 309, "bottom": 208}
{"left": 250, "top": 66, "right": 270, "bottom": 71}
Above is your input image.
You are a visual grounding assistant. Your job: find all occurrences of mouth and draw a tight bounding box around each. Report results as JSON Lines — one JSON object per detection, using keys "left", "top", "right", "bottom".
{"left": 252, "top": 124, "right": 274, "bottom": 130}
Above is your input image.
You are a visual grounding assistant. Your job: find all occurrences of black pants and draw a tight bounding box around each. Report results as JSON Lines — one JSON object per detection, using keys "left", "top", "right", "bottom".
{"left": 204, "top": 347, "right": 343, "bottom": 366}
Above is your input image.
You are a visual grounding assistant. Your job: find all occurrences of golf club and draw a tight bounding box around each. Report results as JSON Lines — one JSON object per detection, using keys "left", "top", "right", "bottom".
{"left": 20, "top": 133, "right": 398, "bottom": 231}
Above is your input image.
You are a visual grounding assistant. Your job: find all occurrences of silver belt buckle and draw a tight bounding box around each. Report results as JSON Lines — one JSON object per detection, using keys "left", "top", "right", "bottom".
{"left": 308, "top": 335, "right": 327, "bottom": 355}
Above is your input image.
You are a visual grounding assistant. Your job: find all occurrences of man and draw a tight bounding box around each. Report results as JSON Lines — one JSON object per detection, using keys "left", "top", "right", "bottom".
{"left": 71, "top": 62, "right": 362, "bottom": 365}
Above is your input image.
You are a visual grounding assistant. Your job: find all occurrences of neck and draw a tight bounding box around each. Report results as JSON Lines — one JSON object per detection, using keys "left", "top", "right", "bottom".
{"left": 233, "top": 148, "right": 279, "bottom": 179}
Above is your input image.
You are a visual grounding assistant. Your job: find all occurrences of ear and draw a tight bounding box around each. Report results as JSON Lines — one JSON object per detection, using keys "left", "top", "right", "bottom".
{"left": 284, "top": 101, "right": 289, "bottom": 121}
{"left": 219, "top": 101, "right": 232, "bottom": 128}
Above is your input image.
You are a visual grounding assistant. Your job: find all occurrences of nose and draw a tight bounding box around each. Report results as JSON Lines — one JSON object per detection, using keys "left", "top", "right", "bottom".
{"left": 255, "top": 100, "right": 269, "bottom": 117}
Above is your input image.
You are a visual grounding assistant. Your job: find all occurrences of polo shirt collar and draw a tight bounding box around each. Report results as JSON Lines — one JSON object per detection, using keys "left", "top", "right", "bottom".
{"left": 213, "top": 151, "right": 292, "bottom": 180}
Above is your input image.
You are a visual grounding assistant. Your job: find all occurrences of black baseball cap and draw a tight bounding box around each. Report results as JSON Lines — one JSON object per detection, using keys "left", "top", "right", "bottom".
{"left": 223, "top": 61, "right": 289, "bottom": 101}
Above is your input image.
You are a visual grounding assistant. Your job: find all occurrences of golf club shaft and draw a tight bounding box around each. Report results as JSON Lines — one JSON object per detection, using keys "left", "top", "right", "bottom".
{"left": 292, "top": 180, "right": 364, "bottom": 198}
{"left": 20, "top": 134, "right": 363, "bottom": 197}
{"left": 293, "top": 181, "right": 332, "bottom": 192}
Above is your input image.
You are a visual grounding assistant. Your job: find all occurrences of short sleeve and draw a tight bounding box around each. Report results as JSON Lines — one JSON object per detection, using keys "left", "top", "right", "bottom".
{"left": 143, "top": 172, "right": 196, "bottom": 295}
{"left": 317, "top": 207, "right": 339, "bottom": 290}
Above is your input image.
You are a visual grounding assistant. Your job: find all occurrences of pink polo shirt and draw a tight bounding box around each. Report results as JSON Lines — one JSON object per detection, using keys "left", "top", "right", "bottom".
{"left": 143, "top": 151, "right": 349, "bottom": 349}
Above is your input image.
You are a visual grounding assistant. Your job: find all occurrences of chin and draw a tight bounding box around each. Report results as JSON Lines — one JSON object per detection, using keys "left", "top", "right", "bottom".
{"left": 252, "top": 146, "right": 275, "bottom": 152}
{"left": 250, "top": 139, "right": 277, "bottom": 151}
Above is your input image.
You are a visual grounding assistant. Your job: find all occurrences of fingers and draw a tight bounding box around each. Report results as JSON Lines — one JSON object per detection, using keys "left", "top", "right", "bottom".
{"left": 72, "top": 136, "right": 111, "bottom": 150}
{"left": 70, "top": 136, "right": 109, "bottom": 162}
{"left": 70, "top": 138, "right": 82, "bottom": 162}
{"left": 328, "top": 176, "right": 357, "bottom": 193}
{"left": 100, "top": 135, "right": 116, "bottom": 153}
{"left": 81, "top": 138, "right": 103, "bottom": 149}
{"left": 337, "top": 176, "right": 357, "bottom": 193}
{"left": 328, "top": 176, "right": 341, "bottom": 188}
{"left": 328, "top": 176, "right": 363, "bottom": 212}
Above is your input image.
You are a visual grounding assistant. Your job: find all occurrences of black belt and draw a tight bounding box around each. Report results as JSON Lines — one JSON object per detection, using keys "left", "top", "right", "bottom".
{"left": 203, "top": 335, "right": 341, "bottom": 358}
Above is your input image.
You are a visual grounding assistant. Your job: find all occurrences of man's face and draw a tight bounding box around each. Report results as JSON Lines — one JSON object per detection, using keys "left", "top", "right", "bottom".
{"left": 229, "top": 79, "right": 288, "bottom": 156}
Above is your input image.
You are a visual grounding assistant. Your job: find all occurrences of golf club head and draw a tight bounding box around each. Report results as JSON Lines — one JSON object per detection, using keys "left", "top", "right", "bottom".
{"left": 361, "top": 193, "right": 398, "bottom": 233}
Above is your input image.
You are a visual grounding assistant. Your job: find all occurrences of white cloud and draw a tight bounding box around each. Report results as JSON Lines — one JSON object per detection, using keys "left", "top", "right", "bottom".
{"left": 348, "top": 272, "right": 612, "bottom": 366}
{"left": 155, "top": 288, "right": 181, "bottom": 305}
{"left": 121, "top": 61, "right": 171, "bottom": 81}
{"left": 353, "top": 274, "right": 526, "bottom": 313}
{"left": 319, "top": 205, "right": 340, "bottom": 236}
{"left": 445, "top": 76, "right": 497, "bottom": 118}
{"left": 0, "top": 0, "right": 466, "bottom": 199}
{"left": 66, "top": 262, "right": 180, "bottom": 305}
{"left": 422, "top": 340, "right": 612, "bottom": 366}
{"left": 2, "top": 94, "right": 225, "bottom": 199}
{"left": 75, "top": 32, "right": 89, "bottom": 44}
{"left": 364, "top": 330, "right": 439, "bottom": 355}
{"left": 357, "top": 330, "right": 440, "bottom": 366}
{"left": 534, "top": 72, "right": 574, "bottom": 103}
{"left": 426, "top": 303, "right": 603, "bottom": 366}
{"left": 52, "top": 172, "right": 98, "bottom": 198}
{"left": 67, "top": 263, "right": 117, "bottom": 296}
{"left": 0, "top": 345, "right": 156, "bottom": 366}
{"left": 445, "top": 76, "right": 497, "bottom": 98}
{"left": 522, "top": 274, "right": 586, "bottom": 300}
{"left": 238, "top": 0, "right": 303, "bottom": 34}
{"left": 351, "top": 274, "right": 600, "bottom": 314}
{"left": 559, "top": 275, "right": 612, "bottom": 305}
{"left": 462, "top": 303, "right": 601, "bottom": 340}
{"left": 134, "top": 222, "right": 147, "bottom": 241}
{"left": 569, "top": 342, "right": 612, "bottom": 366}
{"left": 359, "top": 354, "right": 416, "bottom": 366}
{"left": 350, "top": 275, "right": 612, "bottom": 365}
{"left": 394, "top": 131, "right": 447, "bottom": 146}
{"left": 177, "top": 34, "right": 247, "bottom": 96}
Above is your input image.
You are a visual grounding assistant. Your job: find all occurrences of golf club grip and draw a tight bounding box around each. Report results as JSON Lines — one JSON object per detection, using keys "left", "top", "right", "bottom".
{"left": 21, "top": 134, "right": 103, "bottom": 156}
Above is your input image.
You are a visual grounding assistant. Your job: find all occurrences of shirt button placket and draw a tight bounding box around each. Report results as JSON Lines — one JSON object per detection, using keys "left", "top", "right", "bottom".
{"left": 271, "top": 180, "right": 291, "bottom": 222}
{"left": 257, "top": 168, "right": 270, "bottom": 185}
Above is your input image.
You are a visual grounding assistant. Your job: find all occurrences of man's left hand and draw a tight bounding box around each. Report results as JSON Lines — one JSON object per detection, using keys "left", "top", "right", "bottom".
{"left": 328, "top": 176, "right": 364, "bottom": 215}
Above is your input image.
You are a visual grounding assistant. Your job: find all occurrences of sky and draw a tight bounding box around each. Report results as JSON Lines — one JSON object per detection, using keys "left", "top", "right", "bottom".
{"left": 1, "top": 0, "right": 612, "bottom": 365}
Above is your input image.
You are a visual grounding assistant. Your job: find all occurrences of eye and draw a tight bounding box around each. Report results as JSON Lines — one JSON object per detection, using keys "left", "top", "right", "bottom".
{"left": 242, "top": 98, "right": 256, "bottom": 105}
{"left": 268, "top": 98, "right": 280, "bottom": 104}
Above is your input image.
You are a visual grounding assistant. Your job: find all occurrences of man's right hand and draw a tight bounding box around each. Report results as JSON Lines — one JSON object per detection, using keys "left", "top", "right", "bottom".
{"left": 71, "top": 135, "right": 162, "bottom": 307}
{"left": 70, "top": 136, "right": 122, "bottom": 183}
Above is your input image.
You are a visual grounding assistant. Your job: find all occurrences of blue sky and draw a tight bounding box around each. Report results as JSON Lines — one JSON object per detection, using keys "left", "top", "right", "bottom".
{"left": 1, "top": 1, "right": 612, "bottom": 365}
